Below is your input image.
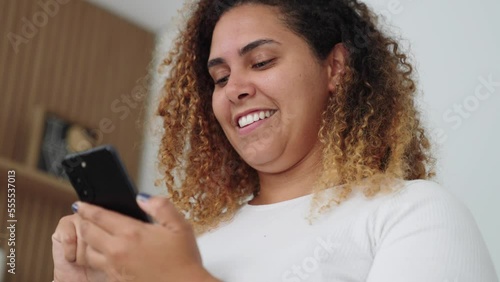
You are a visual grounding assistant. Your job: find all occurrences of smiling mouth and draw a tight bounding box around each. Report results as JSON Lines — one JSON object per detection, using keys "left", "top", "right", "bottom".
{"left": 238, "top": 110, "right": 277, "bottom": 128}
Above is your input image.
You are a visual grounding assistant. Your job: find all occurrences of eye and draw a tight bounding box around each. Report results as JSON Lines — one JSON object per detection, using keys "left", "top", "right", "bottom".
{"left": 252, "top": 58, "right": 275, "bottom": 69}
{"left": 214, "top": 75, "right": 229, "bottom": 86}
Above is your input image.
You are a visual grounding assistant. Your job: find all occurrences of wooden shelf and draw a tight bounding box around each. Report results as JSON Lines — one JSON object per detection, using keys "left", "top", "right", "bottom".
{"left": 0, "top": 157, "right": 77, "bottom": 201}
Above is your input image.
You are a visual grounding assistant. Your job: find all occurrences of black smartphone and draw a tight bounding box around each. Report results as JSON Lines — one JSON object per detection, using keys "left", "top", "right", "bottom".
{"left": 62, "top": 145, "right": 151, "bottom": 222}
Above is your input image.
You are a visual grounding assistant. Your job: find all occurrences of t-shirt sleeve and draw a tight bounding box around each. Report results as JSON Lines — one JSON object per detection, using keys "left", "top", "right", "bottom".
{"left": 365, "top": 180, "right": 498, "bottom": 282}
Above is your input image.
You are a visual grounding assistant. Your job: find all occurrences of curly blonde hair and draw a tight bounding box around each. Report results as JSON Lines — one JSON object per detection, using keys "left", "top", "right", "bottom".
{"left": 156, "top": 0, "right": 435, "bottom": 234}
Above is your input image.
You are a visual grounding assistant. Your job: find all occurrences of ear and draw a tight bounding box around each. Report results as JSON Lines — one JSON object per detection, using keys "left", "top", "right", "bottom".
{"left": 326, "top": 43, "right": 348, "bottom": 93}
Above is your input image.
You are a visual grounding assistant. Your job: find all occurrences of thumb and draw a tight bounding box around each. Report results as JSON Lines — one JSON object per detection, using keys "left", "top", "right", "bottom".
{"left": 136, "top": 193, "right": 186, "bottom": 230}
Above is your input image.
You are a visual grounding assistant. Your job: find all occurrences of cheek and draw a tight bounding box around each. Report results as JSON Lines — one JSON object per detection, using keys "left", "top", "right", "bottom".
{"left": 267, "top": 62, "right": 318, "bottom": 99}
{"left": 211, "top": 92, "right": 226, "bottom": 124}
{"left": 212, "top": 93, "right": 222, "bottom": 120}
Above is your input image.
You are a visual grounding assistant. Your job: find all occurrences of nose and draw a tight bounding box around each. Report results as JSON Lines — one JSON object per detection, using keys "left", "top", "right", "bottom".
{"left": 224, "top": 72, "right": 256, "bottom": 103}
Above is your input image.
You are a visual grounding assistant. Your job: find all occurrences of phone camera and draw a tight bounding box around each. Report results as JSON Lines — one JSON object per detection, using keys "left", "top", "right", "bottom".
{"left": 73, "top": 176, "right": 93, "bottom": 200}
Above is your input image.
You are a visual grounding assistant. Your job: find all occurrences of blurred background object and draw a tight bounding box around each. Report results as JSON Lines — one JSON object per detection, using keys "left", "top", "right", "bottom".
{"left": 0, "top": 0, "right": 160, "bottom": 280}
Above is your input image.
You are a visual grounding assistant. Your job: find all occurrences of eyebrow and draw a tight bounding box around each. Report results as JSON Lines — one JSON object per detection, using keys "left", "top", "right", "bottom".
{"left": 207, "top": 39, "right": 281, "bottom": 69}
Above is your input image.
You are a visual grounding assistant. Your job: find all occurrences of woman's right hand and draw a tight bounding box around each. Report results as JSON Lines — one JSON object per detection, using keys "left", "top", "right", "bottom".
{"left": 52, "top": 214, "right": 108, "bottom": 282}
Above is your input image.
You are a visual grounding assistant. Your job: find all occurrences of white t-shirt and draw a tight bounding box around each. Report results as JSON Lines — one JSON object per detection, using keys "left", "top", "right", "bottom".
{"left": 196, "top": 180, "right": 498, "bottom": 282}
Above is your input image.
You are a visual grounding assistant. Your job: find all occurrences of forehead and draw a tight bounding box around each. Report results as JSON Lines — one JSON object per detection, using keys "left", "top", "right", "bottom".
{"left": 209, "top": 4, "right": 289, "bottom": 56}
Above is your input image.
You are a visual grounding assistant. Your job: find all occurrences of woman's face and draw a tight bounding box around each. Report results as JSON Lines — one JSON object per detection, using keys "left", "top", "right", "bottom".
{"left": 209, "top": 4, "right": 335, "bottom": 174}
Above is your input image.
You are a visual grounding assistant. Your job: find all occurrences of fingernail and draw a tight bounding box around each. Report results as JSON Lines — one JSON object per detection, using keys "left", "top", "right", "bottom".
{"left": 71, "top": 202, "right": 79, "bottom": 213}
{"left": 137, "top": 193, "right": 151, "bottom": 203}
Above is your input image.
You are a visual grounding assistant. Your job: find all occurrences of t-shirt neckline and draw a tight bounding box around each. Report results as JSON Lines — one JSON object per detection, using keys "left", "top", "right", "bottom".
{"left": 242, "top": 193, "right": 313, "bottom": 211}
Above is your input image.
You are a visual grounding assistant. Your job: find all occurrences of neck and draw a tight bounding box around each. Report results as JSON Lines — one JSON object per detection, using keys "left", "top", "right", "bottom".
{"left": 250, "top": 145, "right": 323, "bottom": 205}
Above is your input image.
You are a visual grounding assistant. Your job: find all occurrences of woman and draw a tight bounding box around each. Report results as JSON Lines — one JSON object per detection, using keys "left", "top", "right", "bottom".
{"left": 52, "top": 0, "right": 498, "bottom": 281}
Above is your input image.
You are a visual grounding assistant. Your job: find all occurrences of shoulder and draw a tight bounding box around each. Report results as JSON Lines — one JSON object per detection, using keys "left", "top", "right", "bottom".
{"left": 376, "top": 179, "right": 471, "bottom": 217}
{"left": 371, "top": 179, "right": 476, "bottom": 234}
{"left": 368, "top": 179, "right": 493, "bottom": 264}
{"left": 388, "top": 179, "right": 460, "bottom": 202}
{"left": 361, "top": 180, "right": 499, "bottom": 281}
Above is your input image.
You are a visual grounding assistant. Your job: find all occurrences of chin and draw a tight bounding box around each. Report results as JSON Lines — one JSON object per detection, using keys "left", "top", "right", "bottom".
{"left": 240, "top": 151, "right": 270, "bottom": 166}
{"left": 231, "top": 132, "right": 285, "bottom": 169}
{"left": 238, "top": 147, "right": 281, "bottom": 172}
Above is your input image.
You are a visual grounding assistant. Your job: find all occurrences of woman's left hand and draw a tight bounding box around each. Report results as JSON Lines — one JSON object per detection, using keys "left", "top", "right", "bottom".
{"left": 73, "top": 194, "right": 218, "bottom": 282}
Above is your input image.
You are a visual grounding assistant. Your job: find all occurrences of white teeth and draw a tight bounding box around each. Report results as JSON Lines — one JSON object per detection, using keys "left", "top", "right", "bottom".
{"left": 238, "top": 110, "right": 275, "bottom": 128}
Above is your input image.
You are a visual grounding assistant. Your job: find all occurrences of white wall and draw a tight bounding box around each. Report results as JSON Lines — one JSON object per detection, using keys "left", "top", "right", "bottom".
{"left": 139, "top": 0, "right": 500, "bottom": 275}
{"left": 365, "top": 0, "right": 500, "bottom": 275}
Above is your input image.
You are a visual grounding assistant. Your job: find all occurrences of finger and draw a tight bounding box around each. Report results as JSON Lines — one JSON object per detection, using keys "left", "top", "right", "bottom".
{"left": 136, "top": 194, "right": 186, "bottom": 230}
{"left": 52, "top": 236, "right": 94, "bottom": 281}
{"left": 79, "top": 218, "right": 114, "bottom": 255}
{"left": 74, "top": 223, "right": 89, "bottom": 266}
{"left": 73, "top": 201, "right": 142, "bottom": 235}
{"left": 52, "top": 215, "right": 78, "bottom": 263}
{"left": 84, "top": 244, "right": 108, "bottom": 271}
{"left": 52, "top": 232, "right": 73, "bottom": 268}
{"left": 85, "top": 242, "right": 135, "bottom": 282}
